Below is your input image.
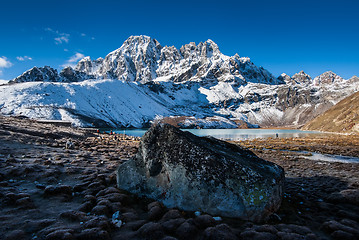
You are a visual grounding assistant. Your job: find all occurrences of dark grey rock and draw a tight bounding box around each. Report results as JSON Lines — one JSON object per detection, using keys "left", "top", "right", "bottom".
{"left": 193, "top": 214, "right": 216, "bottom": 229}
{"left": 91, "top": 205, "right": 110, "bottom": 216}
{"left": 78, "top": 201, "right": 94, "bottom": 213}
{"left": 136, "top": 222, "right": 165, "bottom": 240}
{"left": 161, "top": 209, "right": 182, "bottom": 222}
{"left": 148, "top": 205, "right": 165, "bottom": 221}
{"left": 117, "top": 124, "right": 284, "bottom": 222}
{"left": 161, "top": 218, "right": 186, "bottom": 233}
{"left": 59, "top": 210, "right": 87, "bottom": 222}
{"left": 44, "top": 185, "right": 72, "bottom": 195}
{"left": 276, "top": 231, "right": 306, "bottom": 240}
{"left": 5, "top": 230, "right": 26, "bottom": 240}
{"left": 10, "top": 66, "right": 60, "bottom": 83}
{"left": 203, "top": 224, "right": 237, "bottom": 240}
{"left": 83, "top": 216, "right": 112, "bottom": 232}
{"left": 76, "top": 228, "right": 110, "bottom": 240}
{"left": 175, "top": 221, "right": 198, "bottom": 240}
{"left": 15, "top": 196, "right": 35, "bottom": 209}
{"left": 331, "top": 230, "right": 355, "bottom": 240}
{"left": 253, "top": 224, "right": 278, "bottom": 234}
{"left": 45, "top": 229, "right": 74, "bottom": 240}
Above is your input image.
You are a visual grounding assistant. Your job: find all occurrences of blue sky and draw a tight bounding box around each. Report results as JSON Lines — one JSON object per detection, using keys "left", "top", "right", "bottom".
{"left": 0, "top": 0, "right": 358, "bottom": 80}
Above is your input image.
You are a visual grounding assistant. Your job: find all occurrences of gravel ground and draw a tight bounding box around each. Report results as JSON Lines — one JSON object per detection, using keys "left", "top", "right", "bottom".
{"left": 0, "top": 115, "right": 358, "bottom": 240}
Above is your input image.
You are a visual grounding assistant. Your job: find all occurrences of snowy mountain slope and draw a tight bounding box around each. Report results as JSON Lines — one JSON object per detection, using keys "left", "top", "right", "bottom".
{"left": 1, "top": 35, "right": 359, "bottom": 128}
{"left": 0, "top": 80, "right": 175, "bottom": 127}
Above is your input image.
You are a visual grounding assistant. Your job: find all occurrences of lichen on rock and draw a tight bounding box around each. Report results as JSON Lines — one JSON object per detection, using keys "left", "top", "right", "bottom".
{"left": 117, "top": 123, "right": 284, "bottom": 222}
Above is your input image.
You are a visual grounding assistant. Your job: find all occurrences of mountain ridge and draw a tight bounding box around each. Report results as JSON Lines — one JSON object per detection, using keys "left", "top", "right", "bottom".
{"left": 2, "top": 35, "right": 359, "bottom": 128}
{"left": 302, "top": 91, "right": 359, "bottom": 133}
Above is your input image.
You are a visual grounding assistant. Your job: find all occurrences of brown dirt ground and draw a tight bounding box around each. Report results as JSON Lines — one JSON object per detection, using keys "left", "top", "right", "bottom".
{"left": 1, "top": 115, "right": 358, "bottom": 240}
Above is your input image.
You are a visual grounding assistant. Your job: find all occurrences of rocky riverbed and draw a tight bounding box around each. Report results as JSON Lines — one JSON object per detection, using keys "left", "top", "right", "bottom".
{"left": 1, "top": 115, "right": 358, "bottom": 240}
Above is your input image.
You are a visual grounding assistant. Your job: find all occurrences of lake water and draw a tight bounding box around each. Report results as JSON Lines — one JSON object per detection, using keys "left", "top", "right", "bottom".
{"left": 112, "top": 128, "right": 322, "bottom": 141}
{"left": 302, "top": 152, "right": 359, "bottom": 164}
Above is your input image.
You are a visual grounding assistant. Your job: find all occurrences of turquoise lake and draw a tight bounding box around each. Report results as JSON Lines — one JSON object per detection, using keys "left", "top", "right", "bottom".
{"left": 111, "top": 128, "right": 322, "bottom": 141}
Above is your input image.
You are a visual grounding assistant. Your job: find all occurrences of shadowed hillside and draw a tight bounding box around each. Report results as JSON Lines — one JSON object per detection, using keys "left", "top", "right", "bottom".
{"left": 303, "top": 91, "right": 359, "bottom": 133}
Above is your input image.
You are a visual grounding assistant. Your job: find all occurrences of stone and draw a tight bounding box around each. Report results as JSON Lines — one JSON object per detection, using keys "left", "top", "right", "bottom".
{"left": 252, "top": 224, "right": 278, "bottom": 234}
{"left": 45, "top": 229, "right": 74, "bottom": 240}
{"left": 161, "top": 209, "right": 182, "bottom": 222}
{"left": 91, "top": 205, "right": 110, "bottom": 216}
{"left": 321, "top": 220, "right": 359, "bottom": 235}
{"left": 136, "top": 222, "right": 165, "bottom": 240}
{"left": 276, "top": 231, "right": 306, "bottom": 240}
{"left": 331, "top": 230, "right": 355, "bottom": 240}
{"left": 339, "top": 189, "right": 359, "bottom": 205}
{"left": 5, "top": 230, "right": 26, "bottom": 240}
{"left": 123, "top": 219, "right": 148, "bottom": 231}
{"left": 76, "top": 228, "right": 110, "bottom": 240}
{"left": 193, "top": 214, "right": 216, "bottom": 229}
{"left": 78, "top": 201, "right": 94, "bottom": 213}
{"left": 83, "top": 216, "right": 112, "bottom": 232}
{"left": 203, "top": 224, "right": 237, "bottom": 240}
{"left": 15, "top": 196, "right": 35, "bottom": 209}
{"left": 162, "top": 236, "right": 178, "bottom": 240}
{"left": 148, "top": 205, "right": 165, "bottom": 221}
{"left": 24, "top": 219, "right": 56, "bottom": 232}
{"left": 117, "top": 124, "right": 284, "bottom": 222}
{"left": 44, "top": 185, "right": 72, "bottom": 195}
{"left": 175, "top": 221, "right": 198, "bottom": 239}
{"left": 59, "top": 210, "right": 87, "bottom": 222}
{"left": 240, "top": 230, "right": 276, "bottom": 240}
{"left": 120, "top": 212, "right": 138, "bottom": 222}
{"left": 161, "top": 218, "right": 186, "bottom": 233}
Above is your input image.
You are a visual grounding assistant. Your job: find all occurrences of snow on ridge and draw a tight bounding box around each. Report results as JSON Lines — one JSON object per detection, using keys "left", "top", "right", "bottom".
{"left": 4, "top": 36, "right": 359, "bottom": 128}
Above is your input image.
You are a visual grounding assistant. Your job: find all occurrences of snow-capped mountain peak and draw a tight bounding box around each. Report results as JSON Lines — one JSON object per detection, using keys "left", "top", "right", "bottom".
{"left": 291, "top": 70, "right": 312, "bottom": 84}
{"left": 4, "top": 36, "right": 358, "bottom": 129}
{"left": 313, "top": 71, "right": 344, "bottom": 85}
{"left": 10, "top": 66, "right": 60, "bottom": 83}
{"left": 70, "top": 35, "right": 279, "bottom": 85}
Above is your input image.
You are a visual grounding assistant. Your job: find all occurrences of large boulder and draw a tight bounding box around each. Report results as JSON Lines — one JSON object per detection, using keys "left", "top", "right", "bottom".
{"left": 117, "top": 124, "right": 284, "bottom": 222}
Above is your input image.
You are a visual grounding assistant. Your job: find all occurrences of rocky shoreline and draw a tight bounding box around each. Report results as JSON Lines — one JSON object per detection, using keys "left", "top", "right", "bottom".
{"left": 1, "top": 115, "right": 358, "bottom": 240}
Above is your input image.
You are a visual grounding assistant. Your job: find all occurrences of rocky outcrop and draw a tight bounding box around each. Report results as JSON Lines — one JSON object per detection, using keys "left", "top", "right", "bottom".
{"left": 349, "top": 76, "right": 359, "bottom": 84}
{"left": 117, "top": 124, "right": 284, "bottom": 222}
{"left": 59, "top": 67, "right": 94, "bottom": 82}
{"left": 313, "top": 71, "right": 344, "bottom": 86}
{"left": 9, "top": 66, "right": 94, "bottom": 84}
{"left": 10, "top": 66, "right": 60, "bottom": 83}
{"left": 291, "top": 71, "right": 312, "bottom": 85}
{"left": 278, "top": 73, "right": 292, "bottom": 84}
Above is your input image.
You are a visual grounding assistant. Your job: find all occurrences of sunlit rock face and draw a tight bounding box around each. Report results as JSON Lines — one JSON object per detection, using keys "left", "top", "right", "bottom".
{"left": 117, "top": 123, "right": 284, "bottom": 222}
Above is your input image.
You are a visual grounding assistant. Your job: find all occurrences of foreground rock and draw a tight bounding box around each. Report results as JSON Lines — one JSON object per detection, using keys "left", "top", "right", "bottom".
{"left": 117, "top": 123, "right": 284, "bottom": 222}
